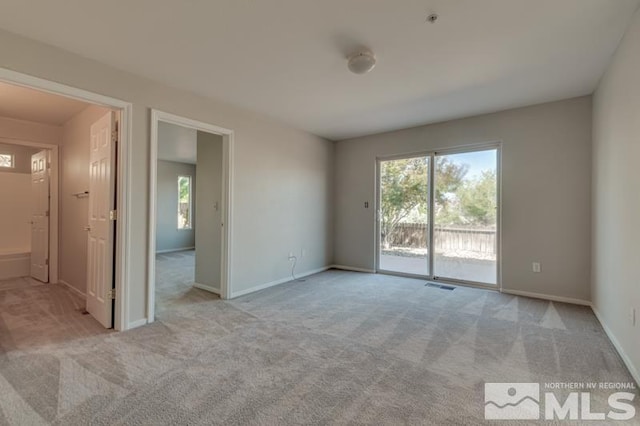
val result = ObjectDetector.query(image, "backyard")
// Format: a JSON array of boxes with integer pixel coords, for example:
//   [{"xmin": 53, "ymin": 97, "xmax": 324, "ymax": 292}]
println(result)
[
  {"xmin": 379, "ymin": 150, "xmax": 498, "ymax": 284},
  {"xmin": 380, "ymin": 225, "xmax": 497, "ymax": 283}
]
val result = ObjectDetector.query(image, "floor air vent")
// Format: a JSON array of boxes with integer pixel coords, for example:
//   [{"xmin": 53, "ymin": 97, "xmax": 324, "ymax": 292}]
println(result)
[{"xmin": 425, "ymin": 282, "xmax": 455, "ymax": 290}]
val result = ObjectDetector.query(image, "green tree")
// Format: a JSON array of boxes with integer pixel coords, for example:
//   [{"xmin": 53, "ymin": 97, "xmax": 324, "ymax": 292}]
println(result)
[
  {"xmin": 434, "ymin": 157, "xmax": 468, "ymax": 225},
  {"xmin": 380, "ymin": 158, "xmax": 427, "ymax": 248},
  {"xmin": 179, "ymin": 176, "xmax": 190, "ymax": 203},
  {"xmin": 458, "ymin": 170, "xmax": 497, "ymax": 226},
  {"xmin": 381, "ymin": 157, "xmax": 468, "ymax": 247}
]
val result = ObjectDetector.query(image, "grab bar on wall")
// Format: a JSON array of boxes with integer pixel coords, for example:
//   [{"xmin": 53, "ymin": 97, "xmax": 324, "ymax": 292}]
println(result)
[{"xmin": 72, "ymin": 191, "xmax": 89, "ymax": 198}]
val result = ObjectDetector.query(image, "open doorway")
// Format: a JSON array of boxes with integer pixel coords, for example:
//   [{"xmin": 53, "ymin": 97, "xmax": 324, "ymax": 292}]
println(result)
[
  {"xmin": 377, "ymin": 144, "xmax": 501, "ymax": 288},
  {"xmin": 0, "ymin": 70, "xmax": 132, "ymax": 340},
  {"xmin": 153, "ymin": 121, "xmax": 213, "ymax": 316},
  {"xmin": 0, "ymin": 141, "xmax": 57, "ymax": 285},
  {"xmin": 148, "ymin": 110, "xmax": 233, "ymax": 323}
]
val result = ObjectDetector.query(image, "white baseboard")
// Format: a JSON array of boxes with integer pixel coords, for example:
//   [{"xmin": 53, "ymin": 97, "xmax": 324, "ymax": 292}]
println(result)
[
  {"xmin": 591, "ymin": 306, "xmax": 640, "ymax": 386},
  {"xmin": 230, "ymin": 266, "xmax": 331, "ymax": 299},
  {"xmin": 194, "ymin": 282, "xmax": 220, "ymax": 295},
  {"xmin": 58, "ymin": 279, "xmax": 86, "ymax": 299},
  {"xmin": 155, "ymin": 247, "xmax": 195, "ymax": 254},
  {"xmin": 501, "ymin": 288, "xmax": 591, "ymax": 306},
  {"xmin": 0, "ymin": 254, "xmax": 30, "ymax": 281},
  {"xmin": 127, "ymin": 318, "xmax": 148, "ymax": 330},
  {"xmin": 330, "ymin": 264, "xmax": 376, "ymax": 274},
  {"xmin": 502, "ymin": 288, "xmax": 640, "ymax": 386}
]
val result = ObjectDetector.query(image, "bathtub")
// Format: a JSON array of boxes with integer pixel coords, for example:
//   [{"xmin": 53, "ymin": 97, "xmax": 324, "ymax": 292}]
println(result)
[{"xmin": 0, "ymin": 250, "xmax": 30, "ymax": 280}]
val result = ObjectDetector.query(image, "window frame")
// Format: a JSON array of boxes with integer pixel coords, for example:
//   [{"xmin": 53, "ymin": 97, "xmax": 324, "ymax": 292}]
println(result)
[
  {"xmin": 0, "ymin": 153, "xmax": 15, "ymax": 169},
  {"xmin": 177, "ymin": 175, "xmax": 193, "ymax": 230}
]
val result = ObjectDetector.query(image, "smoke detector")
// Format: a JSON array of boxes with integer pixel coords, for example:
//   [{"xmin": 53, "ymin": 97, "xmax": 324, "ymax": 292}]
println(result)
[{"xmin": 347, "ymin": 50, "xmax": 377, "ymax": 75}]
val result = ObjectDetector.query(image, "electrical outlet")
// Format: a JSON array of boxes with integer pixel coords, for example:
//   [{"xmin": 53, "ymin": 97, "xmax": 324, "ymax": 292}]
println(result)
[{"xmin": 532, "ymin": 262, "xmax": 541, "ymax": 273}]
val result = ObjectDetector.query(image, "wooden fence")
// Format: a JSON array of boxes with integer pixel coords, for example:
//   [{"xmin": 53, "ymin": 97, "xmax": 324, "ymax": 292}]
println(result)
[{"xmin": 384, "ymin": 223, "xmax": 496, "ymax": 254}]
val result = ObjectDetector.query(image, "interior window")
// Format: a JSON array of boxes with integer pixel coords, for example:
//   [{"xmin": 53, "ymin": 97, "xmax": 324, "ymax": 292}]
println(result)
[
  {"xmin": 0, "ymin": 153, "xmax": 14, "ymax": 168},
  {"xmin": 177, "ymin": 175, "xmax": 192, "ymax": 229}
]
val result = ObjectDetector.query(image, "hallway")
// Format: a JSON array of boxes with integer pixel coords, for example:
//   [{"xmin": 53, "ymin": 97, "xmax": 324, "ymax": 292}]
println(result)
[{"xmin": 0, "ymin": 278, "xmax": 108, "ymax": 353}]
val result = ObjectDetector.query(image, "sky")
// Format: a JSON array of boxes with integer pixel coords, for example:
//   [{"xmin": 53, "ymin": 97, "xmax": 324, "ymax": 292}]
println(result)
[
  {"xmin": 445, "ymin": 149, "xmax": 497, "ymax": 180},
  {"xmin": 380, "ymin": 148, "xmax": 497, "ymax": 181}
]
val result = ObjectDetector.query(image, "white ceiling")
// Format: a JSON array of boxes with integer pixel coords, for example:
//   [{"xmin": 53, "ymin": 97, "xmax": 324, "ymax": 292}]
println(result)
[
  {"xmin": 158, "ymin": 121, "xmax": 197, "ymax": 164},
  {"xmin": 0, "ymin": 81, "xmax": 89, "ymax": 125},
  {"xmin": 0, "ymin": 0, "xmax": 638, "ymax": 140}
]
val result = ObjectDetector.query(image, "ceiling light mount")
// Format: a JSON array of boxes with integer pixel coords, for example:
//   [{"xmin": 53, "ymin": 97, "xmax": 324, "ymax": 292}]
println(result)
[
  {"xmin": 426, "ymin": 13, "xmax": 439, "ymax": 24},
  {"xmin": 347, "ymin": 50, "xmax": 377, "ymax": 75}
]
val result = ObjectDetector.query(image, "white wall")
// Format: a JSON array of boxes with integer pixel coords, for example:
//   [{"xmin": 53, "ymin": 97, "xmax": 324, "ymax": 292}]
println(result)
[
  {"xmin": 0, "ymin": 141, "xmax": 32, "ymax": 278},
  {"xmin": 157, "ymin": 121, "xmax": 197, "ymax": 164},
  {"xmin": 0, "ymin": 142, "xmax": 40, "ymax": 174},
  {"xmin": 195, "ymin": 131, "xmax": 222, "ymax": 290},
  {"xmin": 156, "ymin": 160, "xmax": 196, "ymax": 252},
  {"xmin": 0, "ymin": 28, "xmax": 334, "ymax": 325},
  {"xmin": 0, "ymin": 124, "xmax": 49, "ymax": 255},
  {"xmin": 0, "ymin": 172, "xmax": 32, "ymax": 253},
  {"xmin": 592, "ymin": 8, "xmax": 640, "ymax": 383},
  {"xmin": 59, "ymin": 104, "xmax": 112, "ymax": 295},
  {"xmin": 0, "ymin": 142, "xmax": 39, "ymax": 253},
  {"xmin": 0, "ymin": 115, "xmax": 62, "ymax": 145},
  {"xmin": 334, "ymin": 96, "xmax": 592, "ymax": 302}
]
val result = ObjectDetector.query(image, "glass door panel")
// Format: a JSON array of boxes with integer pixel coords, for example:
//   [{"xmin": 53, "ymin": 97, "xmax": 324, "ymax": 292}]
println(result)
[
  {"xmin": 433, "ymin": 149, "xmax": 498, "ymax": 284},
  {"xmin": 379, "ymin": 156, "xmax": 430, "ymax": 275}
]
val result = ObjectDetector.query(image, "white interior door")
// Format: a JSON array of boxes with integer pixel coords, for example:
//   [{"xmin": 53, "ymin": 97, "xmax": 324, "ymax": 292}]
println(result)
[
  {"xmin": 30, "ymin": 150, "xmax": 49, "ymax": 282},
  {"xmin": 86, "ymin": 111, "xmax": 116, "ymax": 328}
]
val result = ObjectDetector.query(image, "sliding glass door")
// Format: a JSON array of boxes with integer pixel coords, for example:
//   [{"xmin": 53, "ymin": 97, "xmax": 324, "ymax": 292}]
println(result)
[
  {"xmin": 433, "ymin": 149, "xmax": 498, "ymax": 284},
  {"xmin": 377, "ymin": 146, "xmax": 499, "ymax": 286},
  {"xmin": 378, "ymin": 156, "xmax": 430, "ymax": 276}
]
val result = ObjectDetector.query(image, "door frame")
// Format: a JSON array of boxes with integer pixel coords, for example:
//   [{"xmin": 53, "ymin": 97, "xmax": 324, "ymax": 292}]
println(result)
[
  {"xmin": 0, "ymin": 138, "xmax": 59, "ymax": 284},
  {"xmin": 0, "ymin": 67, "xmax": 134, "ymax": 331},
  {"xmin": 375, "ymin": 141, "xmax": 502, "ymax": 291},
  {"xmin": 147, "ymin": 109, "xmax": 234, "ymax": 323}
]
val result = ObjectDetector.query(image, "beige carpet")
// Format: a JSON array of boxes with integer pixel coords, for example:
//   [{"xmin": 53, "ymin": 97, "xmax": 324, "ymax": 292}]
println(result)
[
  {"xmin": 0, "ymin": 277, "xmax": 110, "ymax": 353},
  {"xmin": 154, "ymin": 250, "xmax": 217, "ymax": 318},
  {"xmin": 0, "ymin": 269, "xmax": 638, "ymax": 424}
]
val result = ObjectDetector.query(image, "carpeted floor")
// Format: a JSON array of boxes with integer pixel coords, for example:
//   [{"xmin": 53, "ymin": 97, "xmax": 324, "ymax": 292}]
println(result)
[
  {"xmin": 154, "ymin": 250, "xmax": 217, "ymax": 318},
  {"xmin": 0, "ymin": 277, "xmax": 110, "ymax": 353},
  {"xmin": 0, "ymin": 268, "xmax": 638, "ymax": 424}
]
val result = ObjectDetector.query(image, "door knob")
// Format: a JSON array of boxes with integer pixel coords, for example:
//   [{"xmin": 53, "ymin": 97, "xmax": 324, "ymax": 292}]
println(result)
[{"xmin": 84, "ymin": 226, "xmax": 91, "ymax": 231}]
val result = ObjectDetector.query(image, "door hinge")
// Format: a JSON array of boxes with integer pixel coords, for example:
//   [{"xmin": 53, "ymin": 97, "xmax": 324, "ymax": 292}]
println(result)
[
  {"xmin": 108, "ymin": 288, "xmax": 116, "ymax": 300},
  {"xmin": 45, "ymin": 210, "xmax": 50, "ymax": 217},
  {"xmin": 109, "ymin": 210, "xmax": 117, "ymax": 220},
  {"xmin": 111, "ymin": 130, "xmax": 118, "ymax": 143},
  {"xmin": 45, "ymin": 259, "xmax": 49, "ymax": 265}
]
